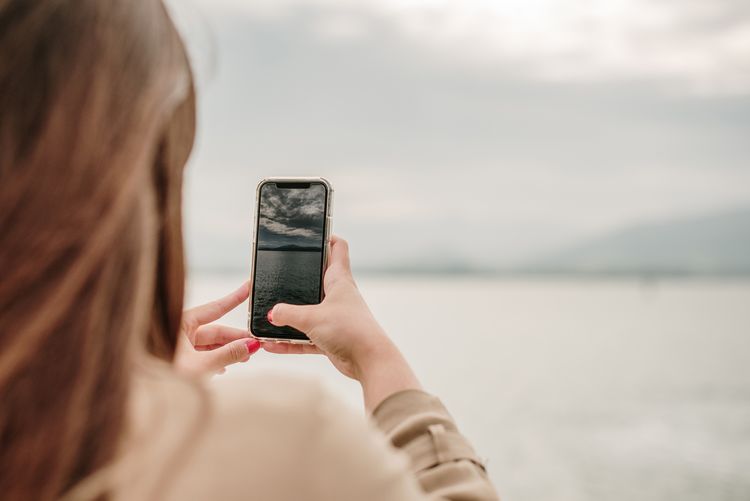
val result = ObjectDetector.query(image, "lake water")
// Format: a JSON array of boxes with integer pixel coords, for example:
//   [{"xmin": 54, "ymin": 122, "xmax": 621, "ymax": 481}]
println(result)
[
  {"xmin": 251, "ymin": 250, "xmax": 322, "ymax": 338},
  {"xmin": 187, "ymin": 274, "xmax": 750, "ymax": 501}
]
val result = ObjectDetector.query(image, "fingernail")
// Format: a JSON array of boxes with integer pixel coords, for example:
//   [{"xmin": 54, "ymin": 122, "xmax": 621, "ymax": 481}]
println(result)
[
  {"xmin": 246, "ymin": 339, "xmax": 261, "ymax": 355},
  {"xmin": 267, "ymin": 308, "xmax": 274, "ymax": 324}
]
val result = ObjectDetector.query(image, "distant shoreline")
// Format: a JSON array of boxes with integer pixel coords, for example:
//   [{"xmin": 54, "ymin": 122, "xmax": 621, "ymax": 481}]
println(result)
[
  {"xmin": 190, "ymin": 265, "xmax": 750, "ymax": 280},
  {"xmin": 257, "ymin": 246, "xmax": 321, "ymax": 252}
]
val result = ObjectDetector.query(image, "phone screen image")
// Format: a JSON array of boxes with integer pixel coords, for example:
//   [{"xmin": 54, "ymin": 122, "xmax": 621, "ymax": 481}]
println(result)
[{"xmin": 251, "ymin": 181, "xmax": 328, "ymax": 340}]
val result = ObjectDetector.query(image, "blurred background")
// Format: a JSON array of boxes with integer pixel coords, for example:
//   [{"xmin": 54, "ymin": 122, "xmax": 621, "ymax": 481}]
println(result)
[{"xmin": 168, "ymin": 1, "xmax": 750, "ymax": 500}]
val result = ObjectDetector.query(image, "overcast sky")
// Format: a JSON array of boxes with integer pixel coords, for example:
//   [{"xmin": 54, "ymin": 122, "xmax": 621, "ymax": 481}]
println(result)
[{"xmin": 168, "ymin": 0, "xmax": 750, "ymax": 271}]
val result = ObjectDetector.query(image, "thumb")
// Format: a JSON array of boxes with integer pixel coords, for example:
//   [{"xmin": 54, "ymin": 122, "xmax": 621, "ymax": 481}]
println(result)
[
  {"xmin": 203, "ymin": 338, "xmax": 261, "ymax": 373},
  {"xmin": 327, "ymin": 236, "xmax": 351, "ymax": 274},
  {"xmin": 269, "ymin": 303, "xmax": 318, "ymax": 334}
]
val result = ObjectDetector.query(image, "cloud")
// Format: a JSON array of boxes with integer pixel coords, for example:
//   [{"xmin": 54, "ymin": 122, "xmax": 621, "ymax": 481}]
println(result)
[
  {"xmin": 259, "ymin": 218, "xmax": 318, "ymax": 239},
  {"xmin": 191, "ymin": 0, "xmax": 750, "ymax": 96},
  {"xmin": 256, "ymin": 184, "xmax": 326, "ymax": 247},
  {"xmin": 175, "ymin": 0, "xmax": 750, "ymax": 271}
]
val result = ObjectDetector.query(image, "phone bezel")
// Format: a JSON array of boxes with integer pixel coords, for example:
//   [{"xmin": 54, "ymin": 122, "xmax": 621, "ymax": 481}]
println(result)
[{"xmin": 247, "ymin": 177, "xmax": 333, "ymax": 344}]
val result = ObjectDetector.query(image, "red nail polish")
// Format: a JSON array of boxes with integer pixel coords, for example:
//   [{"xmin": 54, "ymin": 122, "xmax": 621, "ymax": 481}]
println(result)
[
  {"xmin": 267, "ymin": 309, "xmax": 274, "ymax": 323},
  {"xmin": 246, "ymin": 339, "xmax": 261, "ymax": 355}
]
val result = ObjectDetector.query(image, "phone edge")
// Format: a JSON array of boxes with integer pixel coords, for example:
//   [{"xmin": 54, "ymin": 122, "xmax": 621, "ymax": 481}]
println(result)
[{"xmin": 246, "ymin": 177, "xmax": 333, "ymax": 345}]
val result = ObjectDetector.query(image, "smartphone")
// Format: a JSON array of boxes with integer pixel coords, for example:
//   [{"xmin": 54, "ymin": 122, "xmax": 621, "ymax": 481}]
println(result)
[{"xmin": 248, "ymin": 178, "xmax": 333, "ymax": 343}]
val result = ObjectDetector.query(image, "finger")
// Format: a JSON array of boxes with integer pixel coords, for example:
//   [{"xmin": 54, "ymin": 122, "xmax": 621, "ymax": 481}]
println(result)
[
  {"xmin": 328, "ymin": 235, "xmax": 351, "ymax": 272},
  {"xmin": 184, "ymin": 281, "xmax": 250, "ymax": 328},
  {"xmin": 266, "ymin": 343, "xmax": 322, "ymax": 355},
  {"xmin": 262, "ymin": 342, "xmax": 322, "ymax": 355},
  {"xmin": 268, "ymin": 303, "xmax": 319, "ymax": 333},
  {"xmin": 195, "ymin": 343, "xmax": 223, "ymax": 351},
  {"xmin": 202, "ymin": 338, "xmax": 261, "ymax": 372},
  {"xmin": 193, "ymin": 324, "xmax": 250, "ymax": 347}
]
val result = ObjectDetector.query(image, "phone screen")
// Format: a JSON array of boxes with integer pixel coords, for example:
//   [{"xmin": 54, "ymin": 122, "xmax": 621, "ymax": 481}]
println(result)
[{"xmin": 250, "ymin": 181, "xmax": 328, "ymax": 340}]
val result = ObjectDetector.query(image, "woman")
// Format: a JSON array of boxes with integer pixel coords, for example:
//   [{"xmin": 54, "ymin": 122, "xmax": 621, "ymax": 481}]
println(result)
[{"xmin": 0, "ymin": 1, "xmax": 498, "ymax": 500}]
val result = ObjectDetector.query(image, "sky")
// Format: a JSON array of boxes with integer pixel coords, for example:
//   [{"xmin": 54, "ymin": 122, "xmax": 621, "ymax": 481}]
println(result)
[
  {"xmin": 257, "ymin": 183, "xmax": 326, "ymax": 248},
  {"xmin": 167, "ymin": 0, "xmax": 750, "ymax": 271}
]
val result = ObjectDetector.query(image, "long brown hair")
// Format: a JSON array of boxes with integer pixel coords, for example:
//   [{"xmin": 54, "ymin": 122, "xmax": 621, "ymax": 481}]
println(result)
[{"xmin": 0, "ymin": 1, "xmax": 196, "ymax": 499}]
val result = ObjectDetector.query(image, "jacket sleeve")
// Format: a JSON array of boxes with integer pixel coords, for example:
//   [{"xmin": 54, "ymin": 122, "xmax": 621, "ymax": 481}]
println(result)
[
  {"xmin": 305, "ymin": 385, "xmax": 498, "ymax": 501},
  {"xmin": 371, "ymin": 389, "xmax": 499, "ymax": 501}
]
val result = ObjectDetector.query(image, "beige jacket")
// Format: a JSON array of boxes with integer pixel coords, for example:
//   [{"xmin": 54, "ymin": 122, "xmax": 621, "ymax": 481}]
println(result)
[{"xmin": 98, "ymin": 360, "xmax": 498, "ymax": 500}]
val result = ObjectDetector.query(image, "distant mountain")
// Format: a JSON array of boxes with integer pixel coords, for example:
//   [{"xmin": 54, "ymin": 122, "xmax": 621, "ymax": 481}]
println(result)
[
  {"xmin": 257, "ymin": 244, "xmax": 321, "ymax": 252},
  {"xmin": 526, "ymin": 206, "xmax": 750, "ymax": 275}
]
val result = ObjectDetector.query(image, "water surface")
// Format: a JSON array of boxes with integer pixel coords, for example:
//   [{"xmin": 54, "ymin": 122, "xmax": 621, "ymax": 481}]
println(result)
[
  {"xmin": 251, "ymin": 250, "xmax": 322, "ymax": 338},
  {"xmin": 189, "ymin": 275, "xmax": 750, "ymax": 501}
]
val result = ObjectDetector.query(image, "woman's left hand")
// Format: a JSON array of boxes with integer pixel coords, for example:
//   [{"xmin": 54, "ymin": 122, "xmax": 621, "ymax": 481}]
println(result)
[{"xmin": 174, "ymin": 281, "xmax": 261, "ymax": 376}]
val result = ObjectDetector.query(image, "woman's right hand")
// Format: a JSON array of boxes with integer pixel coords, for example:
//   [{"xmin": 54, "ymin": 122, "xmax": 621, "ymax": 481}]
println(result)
[{"xmin": 262, "ymin": 236, "xmax": 422, "ymax": 412}]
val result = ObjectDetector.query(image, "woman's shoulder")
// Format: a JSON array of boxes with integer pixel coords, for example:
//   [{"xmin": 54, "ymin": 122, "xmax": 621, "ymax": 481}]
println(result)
[
  {"xmin": 121, "ymin": 361, "xmax": 423, "ymax": 501},
  {"xmin": 132, "ymin": 359, "xmax": 334, "ymax": 426},
  {"xmin": 207, "ymin": 369, "xmax": 334, "ymax": 424},
  {"xmin": 137, "ymin": 367, "xmax": 352, "ymax": 500}
]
